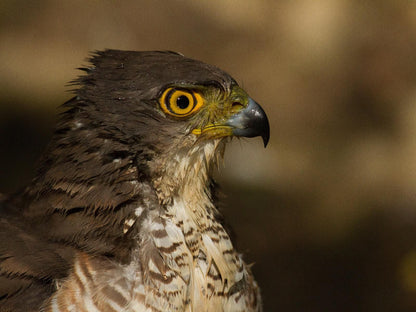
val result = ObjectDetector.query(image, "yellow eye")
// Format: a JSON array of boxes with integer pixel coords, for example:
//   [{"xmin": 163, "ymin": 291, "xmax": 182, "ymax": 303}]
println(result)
[{"xmin": 159, "ymin": 88, "xmax": 203, "ymax": 117}]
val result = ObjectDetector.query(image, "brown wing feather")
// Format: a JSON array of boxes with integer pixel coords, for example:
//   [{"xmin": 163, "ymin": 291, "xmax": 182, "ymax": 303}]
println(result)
[{"xmin": 0, "ymin": 199, "xmax": 75, "ymax": 312}]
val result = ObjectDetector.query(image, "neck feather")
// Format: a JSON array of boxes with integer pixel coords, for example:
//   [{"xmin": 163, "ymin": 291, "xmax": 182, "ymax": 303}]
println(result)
[{"xmin": 152, "ymin": 138, "xmax": 225, "ymax": 207}]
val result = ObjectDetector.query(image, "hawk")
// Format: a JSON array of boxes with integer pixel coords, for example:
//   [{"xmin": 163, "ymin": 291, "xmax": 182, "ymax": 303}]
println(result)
[{"xmin": 0, "ymin": 50, "xmax": 269, "ymax": 312}]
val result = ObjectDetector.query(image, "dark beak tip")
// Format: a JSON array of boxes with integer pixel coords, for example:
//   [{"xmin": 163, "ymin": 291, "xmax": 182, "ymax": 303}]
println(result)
[
  {"xmin": 260, "ymin": 104, "xmax": 270, "ymax": 148},
  {"xmin": 262, "ymin": 133, "xmax": 269, "ymax": 148},
  {"xmin": 262, "ymin": 120, "xmax": 270, "ymax": 148}
]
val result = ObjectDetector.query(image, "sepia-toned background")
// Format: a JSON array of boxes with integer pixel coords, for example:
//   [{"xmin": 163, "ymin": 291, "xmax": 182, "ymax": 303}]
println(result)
[{"xmin": 1, "ymin": 1, "xmax": 416, "ymax": 311}]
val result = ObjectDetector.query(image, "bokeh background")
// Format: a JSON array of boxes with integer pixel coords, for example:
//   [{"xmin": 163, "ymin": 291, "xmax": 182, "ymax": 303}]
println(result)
[{"xmin": 1, "ymin": 1, "xmax": 416, "ymax": 311}]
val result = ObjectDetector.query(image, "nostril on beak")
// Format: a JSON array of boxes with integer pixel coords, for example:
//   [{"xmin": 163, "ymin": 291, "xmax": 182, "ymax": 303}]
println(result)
[{"xmin": 231, "ymin": 102, "xmax": 244, "ymax": 114}]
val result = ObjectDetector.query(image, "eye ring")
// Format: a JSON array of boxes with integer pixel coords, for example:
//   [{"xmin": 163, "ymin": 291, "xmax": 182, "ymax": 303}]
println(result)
[{"xmin": 159, "ymin": 88, "xmax": 203, "ymax": 117}]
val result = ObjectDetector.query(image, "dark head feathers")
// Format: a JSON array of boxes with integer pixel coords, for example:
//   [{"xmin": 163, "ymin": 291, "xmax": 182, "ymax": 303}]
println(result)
[{"xmin": 77, "ymin": 50, "xmax": 236, "ymax": 98}]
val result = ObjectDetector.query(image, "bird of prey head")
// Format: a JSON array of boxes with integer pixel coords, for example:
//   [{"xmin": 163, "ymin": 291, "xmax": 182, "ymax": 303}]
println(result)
[
  {"xmin": 48, "ymin": 50, "xmax": 269, "ymax": 205},
  {"xmin": 78, "ymin": 50, "xmax": 269, "ymax": 146}
]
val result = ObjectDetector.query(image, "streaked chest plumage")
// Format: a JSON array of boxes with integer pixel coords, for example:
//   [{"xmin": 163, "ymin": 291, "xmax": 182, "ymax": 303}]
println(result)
[
  {"xmin": 46, "ymin": 197, "xmax": 260, "ymax": 312},
  {"xmin": 44, "ymin": 140, "xmax": 261, "ymax": 312}
]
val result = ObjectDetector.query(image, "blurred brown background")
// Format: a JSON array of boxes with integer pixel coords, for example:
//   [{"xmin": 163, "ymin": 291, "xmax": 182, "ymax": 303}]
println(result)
[{"xmin": 1, "ymin": 1, "xmax": 416, "ymax": 311}]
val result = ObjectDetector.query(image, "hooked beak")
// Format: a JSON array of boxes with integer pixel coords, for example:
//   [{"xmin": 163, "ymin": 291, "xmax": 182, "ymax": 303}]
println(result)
[
  {"xmin": 192, "ymin": 98, "xmax": 270, "ymax": 147},
  {"xmin": 225, "ymin": 98, "xmax": 270, "ymax": 147}
]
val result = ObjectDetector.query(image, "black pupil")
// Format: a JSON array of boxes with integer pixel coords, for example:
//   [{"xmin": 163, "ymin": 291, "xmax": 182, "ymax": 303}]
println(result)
[{"xmin": 176, "ymin": 95, "xmax": 190, "ymax": 109}]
